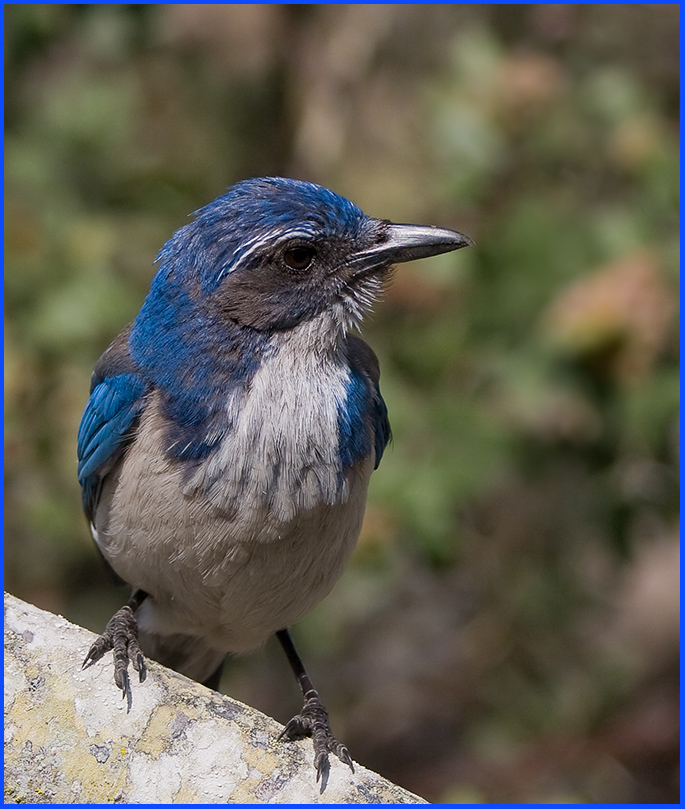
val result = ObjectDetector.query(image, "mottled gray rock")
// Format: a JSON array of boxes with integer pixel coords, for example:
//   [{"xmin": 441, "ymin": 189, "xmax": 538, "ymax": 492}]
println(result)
[{"xmin": 4, "ymin": 593, "xmax": 426, "ymax": 804}]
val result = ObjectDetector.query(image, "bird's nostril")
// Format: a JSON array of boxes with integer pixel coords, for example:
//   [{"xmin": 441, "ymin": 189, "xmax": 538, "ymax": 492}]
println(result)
[{"xmin": 374, "ymin": 222, "xmax": 392, "ymax": 244}]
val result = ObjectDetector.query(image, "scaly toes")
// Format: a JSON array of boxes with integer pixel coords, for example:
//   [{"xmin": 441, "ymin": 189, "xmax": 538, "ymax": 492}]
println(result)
[
  {"xmin": 278, "ymin": 714, "xmax": 309, "ymax": 742},
  {"xmin": 82, "ymin": 633, "xmax": 113, "ymax": 669},
  {"xmin": 279, "ymin": 691, "xmax": 354, "ymax": 786},
  {"xmin": 83, "ymin": 605, "xmax": 147, "ymax": 698}
]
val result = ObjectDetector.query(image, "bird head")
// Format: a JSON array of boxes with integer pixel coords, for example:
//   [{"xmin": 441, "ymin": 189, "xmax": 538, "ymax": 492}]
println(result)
[{"xmin": 153, "ymin": 177, "xmax": 472, "ymax": 334}]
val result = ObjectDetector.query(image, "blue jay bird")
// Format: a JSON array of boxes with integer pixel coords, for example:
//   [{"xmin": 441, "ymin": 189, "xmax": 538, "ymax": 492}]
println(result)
[{"xmin": 78, "ymin": 177, "xmax": 471, "ymax": 784}]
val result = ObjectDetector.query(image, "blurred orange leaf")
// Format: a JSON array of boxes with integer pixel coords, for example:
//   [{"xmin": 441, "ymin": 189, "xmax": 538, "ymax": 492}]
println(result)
[{"xmin": 542, "ymin": 251, "xmax": 675, "ymax": 383}]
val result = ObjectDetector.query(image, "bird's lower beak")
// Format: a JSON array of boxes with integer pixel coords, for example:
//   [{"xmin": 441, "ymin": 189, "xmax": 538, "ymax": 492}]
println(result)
[{"xmin": 352, "ymin": 222, "xmax": 474, "ymax": 269}]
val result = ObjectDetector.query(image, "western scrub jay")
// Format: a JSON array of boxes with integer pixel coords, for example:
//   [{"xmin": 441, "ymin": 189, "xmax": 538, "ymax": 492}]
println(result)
[{"xmin": 78, "ymin": 176, "xmax": 471, "ymax": 784}]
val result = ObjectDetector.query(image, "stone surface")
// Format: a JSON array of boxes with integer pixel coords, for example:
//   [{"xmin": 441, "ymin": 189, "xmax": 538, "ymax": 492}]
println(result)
[{"xmin": 4, "ymin": 593, "xmax": 426, "ymax": 804}]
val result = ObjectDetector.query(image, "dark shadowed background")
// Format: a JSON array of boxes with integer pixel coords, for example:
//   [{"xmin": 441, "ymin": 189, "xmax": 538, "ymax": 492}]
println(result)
[{"xmin": 5, "ymin": 4, "xmax": 679, "ymax": 803}]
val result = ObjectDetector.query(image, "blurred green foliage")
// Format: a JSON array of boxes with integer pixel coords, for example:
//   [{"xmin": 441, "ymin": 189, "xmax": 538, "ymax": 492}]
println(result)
[{"xmin": 4, "ymin": 5, "xmax": 679, "ymax": 803}]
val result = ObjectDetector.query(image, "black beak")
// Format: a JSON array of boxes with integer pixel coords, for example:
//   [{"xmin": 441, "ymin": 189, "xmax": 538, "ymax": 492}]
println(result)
[{"xmin": 352, "ymin": 222, "xmax": 474, "ymax": 268}]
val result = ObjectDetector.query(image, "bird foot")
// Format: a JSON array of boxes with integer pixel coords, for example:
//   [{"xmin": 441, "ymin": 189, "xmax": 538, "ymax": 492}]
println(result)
[
  {"xmin": 279, "ymin": 689, "xmax": 353, "ymax": 790},
  {"xmin": 82, "ymin": 605, "xmax": 146, "ymax": 702}
]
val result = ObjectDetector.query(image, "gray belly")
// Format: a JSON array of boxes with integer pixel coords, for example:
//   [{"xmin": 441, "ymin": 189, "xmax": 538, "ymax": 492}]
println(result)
[{"xmin": 92, "ymin": 409, "xmax": 374, "ymax": 653}]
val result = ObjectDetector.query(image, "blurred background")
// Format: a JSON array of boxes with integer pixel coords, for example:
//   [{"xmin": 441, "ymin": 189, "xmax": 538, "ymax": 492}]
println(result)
[{"xmin": 4, "ymin": 4, "xmax": 679, "ymax": 803}]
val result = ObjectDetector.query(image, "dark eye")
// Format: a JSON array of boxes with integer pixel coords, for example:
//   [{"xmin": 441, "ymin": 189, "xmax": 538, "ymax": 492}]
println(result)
[{"xmin": 282, "ymin": 246, "xmax": 315, "ymax": 271}]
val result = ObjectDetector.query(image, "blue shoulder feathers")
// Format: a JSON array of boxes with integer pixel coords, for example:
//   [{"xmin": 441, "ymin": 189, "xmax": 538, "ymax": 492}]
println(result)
[
  {"xmin": 77, "ymin": 327, "xmax": 148, "ymax": 520},
  {"xmin": 340, "ymin": 336, "xmax": 391, "ymax": 471}
]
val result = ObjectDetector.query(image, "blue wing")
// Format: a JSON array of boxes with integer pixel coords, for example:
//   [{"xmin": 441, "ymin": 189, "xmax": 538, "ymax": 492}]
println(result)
[
  {"xmin": 77, "ymin": 330, "xmax": 148, "ymax": 520},
  {"xmin": 342, "ymin": 335, "xmax": 392, "ymax": 471},
  {"xmin": 370, "ymin": 379, "xmax": 391, "ymax": 469}
]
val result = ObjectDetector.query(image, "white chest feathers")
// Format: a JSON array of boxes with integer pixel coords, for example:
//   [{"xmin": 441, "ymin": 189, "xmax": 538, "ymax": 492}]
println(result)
[{"xmin": 188, "ymin": 316, "xmax": 355, "ymax": 523}]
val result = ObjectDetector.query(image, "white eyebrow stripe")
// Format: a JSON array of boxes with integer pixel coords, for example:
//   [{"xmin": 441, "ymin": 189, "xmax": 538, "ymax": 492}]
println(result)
[{"xmin": 222, "ymin": 228, "xmax": 318, "ymax": 276}]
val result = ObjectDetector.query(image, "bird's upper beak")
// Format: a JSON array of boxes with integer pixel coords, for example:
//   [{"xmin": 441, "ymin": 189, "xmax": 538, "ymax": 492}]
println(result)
[{"xmin": 351, "ymin": 222, "xmax": 474, "ymax": 269}]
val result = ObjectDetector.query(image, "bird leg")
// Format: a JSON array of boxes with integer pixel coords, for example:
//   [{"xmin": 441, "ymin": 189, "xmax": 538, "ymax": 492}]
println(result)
[
  {"xmin": 83, "ymin": 589, "xmax": 148, "ymax": 704},
  {"xmin": 276, "ymin": 628, "xmax": 353, "ymax": 790}
]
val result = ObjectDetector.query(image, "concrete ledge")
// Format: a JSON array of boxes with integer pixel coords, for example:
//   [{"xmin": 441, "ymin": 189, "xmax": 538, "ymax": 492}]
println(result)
[{"xmin": 4, "ymin": 592, "xmax": 426, "ymax": 804}]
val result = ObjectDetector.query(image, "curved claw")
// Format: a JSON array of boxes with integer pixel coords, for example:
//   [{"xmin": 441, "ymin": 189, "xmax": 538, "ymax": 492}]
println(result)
[
  {"xmin": 315, "ymin": 750, "xmax": 330, "ymax": 789},
  {"xmin": 133, "ymin": 653, "xmax": 147, "ymax": 683},
  {"xmin": 115, "ymin": 667, "xmax": 131, "ymax": 700},
  {"xmin": 337, "ymin": 744, "xmax": 354, "ymax": 772}
]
